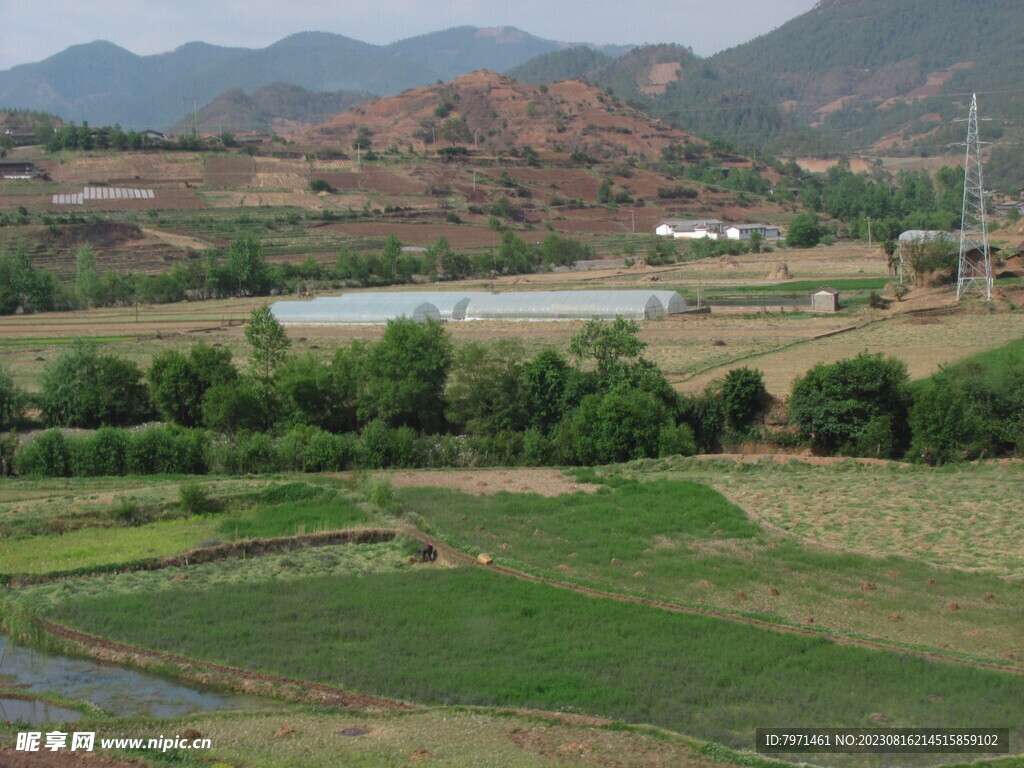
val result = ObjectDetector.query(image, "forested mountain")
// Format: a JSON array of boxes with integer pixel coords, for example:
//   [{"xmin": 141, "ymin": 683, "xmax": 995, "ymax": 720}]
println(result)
[
  {"xmin": 707, "ymin": 0, "xmax": 1024, "ymax": 154},
  {"xmin": 166, "ymin": 83, "xmax": 373, "ymax": 136},
  {"xmin": 501, "ymin": 0, "xmax": 1023, "ymax": 158},
  {"xmin": 504, "ymin": 47, "xmax": 613, "ymax": 84}
]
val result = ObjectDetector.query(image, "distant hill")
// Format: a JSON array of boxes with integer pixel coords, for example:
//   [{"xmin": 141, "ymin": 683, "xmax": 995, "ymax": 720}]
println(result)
[
  {"xmin": 384, "ymin": 27, "xmax": 626, "ymax": 83},
  {"xmin": 577, "ymin": 45, "xmax": 832, "ymax": 157},
  {"xmin": 167, "ymin": 83, "xmax": 374, "ymax": 136},
  {"xmin": 0, "ymin": 28, "xmax": 634, "ymax": 132},
  {"xmin": 294, "ymin": 69, "xmax": 705, "ymax": 160},
  {"xmin": 505, "ymin": 47, "xmax": 613, "ymax": 85}
]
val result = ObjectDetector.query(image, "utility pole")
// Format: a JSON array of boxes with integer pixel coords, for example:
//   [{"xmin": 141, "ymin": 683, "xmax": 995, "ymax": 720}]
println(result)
[
  {"xmin": 865, "ymin": 216, "xmax": 872, "ymax": 247},
  {"xmin": 955, "ymin": 93, "xmax": 993, "ymax": 301}
]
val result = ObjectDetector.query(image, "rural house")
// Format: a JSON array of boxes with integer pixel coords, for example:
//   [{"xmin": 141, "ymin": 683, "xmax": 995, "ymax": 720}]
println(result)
[
  {"xmin": 655, "ymin": 219, "xmax": 724, "ymax": 239},
  {"xmin": 724, "ymin": 223, "xmax": 781, "ymax": 241}
]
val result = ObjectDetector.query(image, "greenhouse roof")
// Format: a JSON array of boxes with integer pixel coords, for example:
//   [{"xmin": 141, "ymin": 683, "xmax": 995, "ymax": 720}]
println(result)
[
  {"xmin": 463, "ymin": 290, "xmax": 672, "ymax": 321},
  {"xmin": 271, "ymin": 290, "xmax": 687, "ymax": 324},
  {"xmin": 271, "ymin": 294, "xmax": 441, "ymax": 324}
]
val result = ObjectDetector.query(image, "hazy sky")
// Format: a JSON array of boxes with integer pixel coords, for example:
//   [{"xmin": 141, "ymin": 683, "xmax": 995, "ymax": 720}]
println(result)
[{"xmin": 4, "ymin": 0, "xmax": 813, "ymax": 71}]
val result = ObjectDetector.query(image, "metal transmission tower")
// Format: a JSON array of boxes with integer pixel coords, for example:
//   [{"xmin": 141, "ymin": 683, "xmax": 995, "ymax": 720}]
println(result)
[{"xmin": 956, "ymin": 93, "xmax": 992, "ymax": 301}]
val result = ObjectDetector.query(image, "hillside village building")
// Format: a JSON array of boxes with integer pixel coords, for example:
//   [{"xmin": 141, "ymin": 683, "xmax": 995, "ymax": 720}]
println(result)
[
  {"xmin": 656, "ymin": 219, "xmax": 780, "ymax": 241},
  {"xmin": 655, "ymin": 219, "xmax": 724, "ymax": 239},
  {"xmin": 725, "ymin": 223, "xmax": 780, "ymax": 240}
]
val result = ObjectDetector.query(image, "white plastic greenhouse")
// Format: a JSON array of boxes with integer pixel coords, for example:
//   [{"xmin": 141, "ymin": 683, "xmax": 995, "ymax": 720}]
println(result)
[
  {"xmin": 270, "ymin": 290, "xmax": 687, "ymax": 324},
  {"xmin": 271, "ymin": 294, "xmax": 442, "ymax": 324},
  {"xmin": 462, "ymin": 291, "xmax": 675, "ymax": 321}
]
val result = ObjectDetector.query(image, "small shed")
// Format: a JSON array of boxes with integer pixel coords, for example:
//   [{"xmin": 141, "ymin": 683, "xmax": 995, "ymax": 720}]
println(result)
[{"xmin": 811, "ymin": 287, "xmax": 839, "ymax": 312}]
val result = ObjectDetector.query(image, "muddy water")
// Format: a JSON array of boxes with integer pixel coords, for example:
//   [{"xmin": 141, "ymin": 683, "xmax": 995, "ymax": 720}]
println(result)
[
  {"xmin": 0, "ymin": 696, "xmax": 82, "ymax": 724},
  {"xmin": 0, "ymin": 636, "xmax": 271, "ymax": 722}
]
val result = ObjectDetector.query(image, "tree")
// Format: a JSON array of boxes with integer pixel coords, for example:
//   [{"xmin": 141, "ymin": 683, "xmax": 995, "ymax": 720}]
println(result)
[
  {"xmin": 570, "ymin": 317, "xmax": 646, "ymax": 380},
  {"xmin": 445, "ymin": 340, "xmax": 526, "ymax": 435},
  {"xmin": 358, "ymin": 318, "xmax": 453, "ymax": 432},
  {"xmin": 521, "ymin": 349, "xmax": 577, "ymax": 433},
  {"xmin": 274, "ymin": 354, "xmax": 357, "ymax": 432},
  {"xmin": 40, "ymin": 341, "xmax": 151, "ymax": 428},
  {"xmin": 785, "ymin": 213, "xmax": 823, "ymax": 249},
  {"xmin": 245, "ymin": 305, "xmax": 291, "ymax": 380},
  {"xmin": 0, "ymin": 364, "xmax": 26, "ymax": 430},
  {"xmin": 226, "ymin": 236, "xmax": 267, "ymax": 295},
  {"xmin": 0, "ymin": 249, "xmax": 58, "ymax": 314},
  {"xmin": 571, "ymin": 389, "xmax": 667, "ymax": 465},
  {"xmin": 148, "ymin": 342, "xmax": 237, "ymax": 427},
  {"xmin": 75, "ymin": 245, "xmax": 101, "ymax": 308},
  {"xmin": 788, "ymin": 352, "xmax": 911, "ymax": 456},
  {"xmin": 541, "ymin": 233, "xmax": 592, "ymax": 269}
]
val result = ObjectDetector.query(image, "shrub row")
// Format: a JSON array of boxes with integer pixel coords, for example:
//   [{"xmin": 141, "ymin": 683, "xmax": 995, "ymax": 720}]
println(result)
[{"xmin": 12, "ymin": 420, "xmax": 699, "ymax": 478}]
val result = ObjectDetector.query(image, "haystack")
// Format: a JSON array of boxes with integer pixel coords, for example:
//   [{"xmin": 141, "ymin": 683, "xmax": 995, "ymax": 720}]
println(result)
[
  {"xmin": 767, "ymin": 262, "xmax": 792, "ymax": 280},
  {"xmin": 630, "ymin": 259, "xmax": 648, "ymax": 270}
]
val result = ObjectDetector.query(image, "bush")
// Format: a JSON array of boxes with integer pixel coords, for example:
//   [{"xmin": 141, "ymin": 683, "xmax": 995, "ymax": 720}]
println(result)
[
  {"xmin": 233, "ymin": 432, "xmax": 280, "ymax": 474},
  {"xmin": 658, "ymin": 423, "xmax": 697, "ymax": 457},
  {"xmin": 68, "ymin": 427, "xmax": 129, "ymax": 476},
  {"xmin": 719, "ymin": 368, "xmax": 768, "ymax": 430},
  {"xmin": 788, "ymin": 352, "xmax": 911, "ymax": 456},
  {"xmin": 909, "ymin": 379, "xmax": 994, "ymax": 465},
  {"xmin": 304, "ymin": 429, "xmax": 359, "ymax": 472},
  {"xmin": 571, "ymin": 390, "xmax": 667, "ymax": 465},
  {"xmin": 126, "ymin": 426, "xmax": 210, "ymax": 475},
  {"xmin": 179, "ymin": 480, "xmax": 215, "ymax": 515},
  {"xmin": 111, "ymin": 495, "xmax": 149, "ymax": 526},
  {"xmin": 522, "ymin": 427, "xmax": 555, "ymax": 466},
  {"xmin": 14, "ymin": 429, "xmax": 72, "ymax": 476}
]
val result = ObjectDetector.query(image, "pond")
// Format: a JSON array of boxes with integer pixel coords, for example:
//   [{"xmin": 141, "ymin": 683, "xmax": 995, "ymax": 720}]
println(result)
[{"xmin": 0, "ymin": 635, "xmax": 273, "ymax": 723}]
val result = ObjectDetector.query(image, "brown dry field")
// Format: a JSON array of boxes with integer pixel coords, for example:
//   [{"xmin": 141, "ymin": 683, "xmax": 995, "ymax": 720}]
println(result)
[{"xmin": 382, "ymin": 468, "xmax": 600, "ymax": 497}]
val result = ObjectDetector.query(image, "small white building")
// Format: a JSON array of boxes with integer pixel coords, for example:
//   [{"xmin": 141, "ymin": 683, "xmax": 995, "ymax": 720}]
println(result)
[
  {"xmin": 811, "ymin": 287, "xmax": 839, "ymax": 312},
  {"xmin": 655, "ymin": 219, "xmax": 723, "ymax": 240},
  {"xmin": 725, "ymin": 223, "xmax": 781, "ymax": 241}
]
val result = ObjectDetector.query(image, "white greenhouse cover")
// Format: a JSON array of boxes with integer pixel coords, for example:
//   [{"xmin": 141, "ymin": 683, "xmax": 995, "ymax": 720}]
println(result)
[
  {"xmin": 271, "ymin": 290, "xmax": 688, "ymax": 324},
  {"xmin": 271, "ymin": 295, "xmax": 441, "ymax": 324},
  {"xmin": 463, "ymin": 290, "xmax": 668, "ymax": 321}
]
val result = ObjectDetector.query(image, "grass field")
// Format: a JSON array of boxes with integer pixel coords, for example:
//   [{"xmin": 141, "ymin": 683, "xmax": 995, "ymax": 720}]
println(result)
[
  {"xmin": 0, "ymin": 479, "xmax": 371, "ymax": 574},
  {"xmin": 393, "ymin": 477, "xmax": 1023, "ymax": 666},
  {"xmin": 41, "ymin": 564, "xmax": 1024, "ymax": 765}
]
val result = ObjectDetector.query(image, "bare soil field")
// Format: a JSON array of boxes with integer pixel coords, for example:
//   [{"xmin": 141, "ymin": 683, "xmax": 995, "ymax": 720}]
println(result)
[
  {"xmin": 382, "ymin": 468, "xmax": 600, "ymax": 497},
  {"xmin": 45, "ymin": 152, "xmax": 204, "ymax": 185}
]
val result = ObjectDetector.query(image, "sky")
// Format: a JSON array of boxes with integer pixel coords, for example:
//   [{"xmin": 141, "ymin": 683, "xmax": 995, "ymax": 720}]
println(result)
[{"xmin": 3, "ymin": 0, "xmax": 813, "ymax": 71}]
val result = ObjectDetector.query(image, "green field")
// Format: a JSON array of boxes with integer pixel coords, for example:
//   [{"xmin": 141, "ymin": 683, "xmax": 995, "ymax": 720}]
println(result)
[{"xmin": 41, "ymin": 563, "xmax": 1024, "ymax": 763}]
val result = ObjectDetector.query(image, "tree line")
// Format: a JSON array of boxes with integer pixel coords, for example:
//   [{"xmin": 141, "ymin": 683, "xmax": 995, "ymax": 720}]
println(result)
[{"xmin": 3, "ymin": 312, "xmax": 1021, "ymax": 477}]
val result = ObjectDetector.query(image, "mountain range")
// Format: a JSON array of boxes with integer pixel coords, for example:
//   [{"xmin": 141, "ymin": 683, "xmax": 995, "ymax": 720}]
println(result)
[
  {"xmin": 0, "ymin": 28, "xmax": 629, "ymax": 131},
  {"xmin": 2, "ymin": 0, "xmax": 1022, "ymax": 159}
]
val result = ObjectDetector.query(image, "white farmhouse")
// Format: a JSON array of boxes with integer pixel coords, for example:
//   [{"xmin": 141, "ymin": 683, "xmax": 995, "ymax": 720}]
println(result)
[
  {"xmin": 654, "ymin": 219, "xmax": 724, "ymax": 239},
  {"xmin": 725, "ymin": 223, "xmax": 781, "ymax": 241}
]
